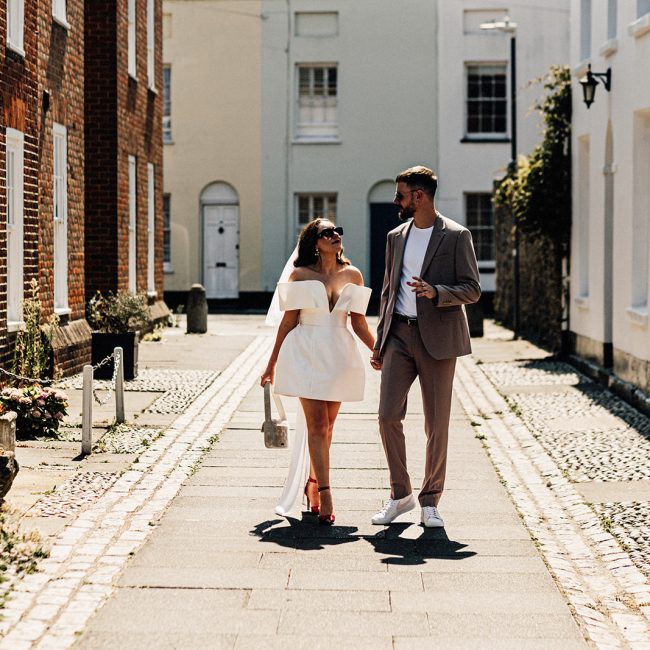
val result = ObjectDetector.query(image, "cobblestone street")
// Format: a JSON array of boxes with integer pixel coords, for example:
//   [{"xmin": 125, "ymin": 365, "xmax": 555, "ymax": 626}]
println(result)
[{"xmin": 0, "ymin": 317, "xmax": 649, "ymax": 648}]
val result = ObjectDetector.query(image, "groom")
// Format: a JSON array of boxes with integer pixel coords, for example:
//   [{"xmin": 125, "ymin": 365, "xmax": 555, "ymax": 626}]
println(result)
[{"xmin": 370, "ymin": 166, "xmax": 480, "ymax": 527}]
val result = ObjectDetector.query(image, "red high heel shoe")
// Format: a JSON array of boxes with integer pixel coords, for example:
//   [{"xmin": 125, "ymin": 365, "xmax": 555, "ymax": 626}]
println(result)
[
  {"xmin": 304, "ymin": 477, "xmax": 320, "ymax": 514},
  {"xmin": 317, "ymin": 486, "xmax": 335, "ymax": 526}
]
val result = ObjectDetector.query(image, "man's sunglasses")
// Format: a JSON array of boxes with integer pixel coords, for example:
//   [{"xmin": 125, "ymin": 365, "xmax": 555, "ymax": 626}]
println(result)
[{"xmin": 317, "ymin": 226, "xmax": 344, "ymax": 239}]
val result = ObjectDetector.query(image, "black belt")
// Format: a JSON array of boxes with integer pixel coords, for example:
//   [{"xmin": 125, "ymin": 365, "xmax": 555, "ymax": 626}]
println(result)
[{"xmin": 393, "ymin": 313, "xmax": 418, "ymax": 326}]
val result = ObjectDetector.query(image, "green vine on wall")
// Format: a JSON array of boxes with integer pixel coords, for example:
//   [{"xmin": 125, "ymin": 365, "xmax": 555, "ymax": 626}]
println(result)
[{"xmin": 494, "ymin": 65, "xmax": 572, "ymax": 254}]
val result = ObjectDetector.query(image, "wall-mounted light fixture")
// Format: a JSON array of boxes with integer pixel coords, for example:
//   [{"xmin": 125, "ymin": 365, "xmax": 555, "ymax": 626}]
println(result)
[{"xmin": 579, "ymin": 65, "xmax": 612, "ymax": 108}]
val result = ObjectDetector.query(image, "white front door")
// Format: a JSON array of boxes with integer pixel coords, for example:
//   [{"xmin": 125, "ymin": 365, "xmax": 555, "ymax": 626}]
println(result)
[{"xmin": 203, "ymin": 204, "xmax": 239, "ymax": 298}]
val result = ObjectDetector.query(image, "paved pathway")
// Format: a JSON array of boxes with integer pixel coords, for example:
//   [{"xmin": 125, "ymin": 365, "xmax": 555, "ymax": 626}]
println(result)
[{"xmin": 75, "ymin": 328, "xmax": 585, "ymax": 649}]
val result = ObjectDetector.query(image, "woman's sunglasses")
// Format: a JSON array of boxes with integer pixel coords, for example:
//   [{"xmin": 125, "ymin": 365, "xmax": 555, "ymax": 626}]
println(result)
[{"xmin": 317, "ymin": 226, "xmax": 344, "ymax": 240}]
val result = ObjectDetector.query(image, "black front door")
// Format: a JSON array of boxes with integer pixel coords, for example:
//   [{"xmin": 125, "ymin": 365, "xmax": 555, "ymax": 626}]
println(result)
[{"xmin": 369, "ymin": 202, "xmax": 400, "ymax": 313}]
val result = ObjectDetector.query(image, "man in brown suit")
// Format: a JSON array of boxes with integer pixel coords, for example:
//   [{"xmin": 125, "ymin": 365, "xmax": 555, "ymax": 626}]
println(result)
[{"xmin": 370, "ymin": 166, "xmax": 480, "ymax": 527}]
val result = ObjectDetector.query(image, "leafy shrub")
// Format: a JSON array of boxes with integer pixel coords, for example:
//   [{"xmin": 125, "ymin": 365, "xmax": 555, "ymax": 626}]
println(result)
[
  {"xmin": 0, "ymin": 386, "xmax": 68, "ymax": 439},
  {"xmin": 87, "ymin": 291, "xmax": 149, "ymax": 334}
]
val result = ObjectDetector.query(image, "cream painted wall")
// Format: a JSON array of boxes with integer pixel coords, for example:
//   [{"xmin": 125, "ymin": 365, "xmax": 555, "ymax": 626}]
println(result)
[
  {"xmin": 570, "ymin": 0, "xmax": 650, "ymax": 367},
  {"xmin": 163, "ymin": 0, "xmax": 262, "ymax": 293}
]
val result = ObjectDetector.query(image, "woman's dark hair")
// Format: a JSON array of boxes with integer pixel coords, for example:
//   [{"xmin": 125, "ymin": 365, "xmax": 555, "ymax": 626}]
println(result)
[{"xmin": 294, "ymin": 218, "xmax": 350, "ymax": 268}]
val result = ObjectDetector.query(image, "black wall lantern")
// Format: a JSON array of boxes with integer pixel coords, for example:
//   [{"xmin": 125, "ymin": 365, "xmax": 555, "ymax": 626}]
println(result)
[{"xmin": 579, "ymin": 65, "xmax": 612, "ymax": 108}]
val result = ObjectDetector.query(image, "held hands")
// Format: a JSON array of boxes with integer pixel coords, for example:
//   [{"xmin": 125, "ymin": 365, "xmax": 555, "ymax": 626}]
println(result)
[
  {"xmin": 370, "ymin": 351, "xmax": 382, "ymax": 371},
  {"xmin": 407, "ymin": 276, "xmax": 437, "ymax": 300}
]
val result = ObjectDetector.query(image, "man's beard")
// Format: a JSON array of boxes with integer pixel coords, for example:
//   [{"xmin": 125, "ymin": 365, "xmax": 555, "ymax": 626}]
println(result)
[{"xmin": 398, "ymin": 202, "xmax": 416, "ymax": 222}]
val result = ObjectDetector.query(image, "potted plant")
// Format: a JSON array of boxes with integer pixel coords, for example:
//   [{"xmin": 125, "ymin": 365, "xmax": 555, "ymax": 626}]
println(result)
[
  {"xmin": 0, "ymin": 386, "xmax": 68, "ymax": 440},
  {"xmin": 87, "ymin": 291, "xmax": 149, "ymax": 380}
]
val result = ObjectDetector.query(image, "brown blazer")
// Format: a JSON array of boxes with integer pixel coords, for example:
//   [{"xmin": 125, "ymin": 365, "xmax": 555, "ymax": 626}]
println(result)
[{"xmin": 375, "ymin": 214, "xmax": 481, "ymax": 360}]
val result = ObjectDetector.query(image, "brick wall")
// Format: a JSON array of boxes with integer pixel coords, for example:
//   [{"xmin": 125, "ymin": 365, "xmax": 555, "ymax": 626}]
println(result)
[
  {"xmin": 38, "ymin": 0, "xmax": 91, "ymax": 375},
  {"xmin": 0, "ymin": 0, "xmax": 40, "ymax": 369},
  {"xmin": 86, "ymin": 0, "xmax": 164, "ymax": 300}
]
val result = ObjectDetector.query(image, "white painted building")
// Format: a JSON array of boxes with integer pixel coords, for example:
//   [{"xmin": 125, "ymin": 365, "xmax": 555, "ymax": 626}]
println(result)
[
  {"xmin": 162, "ymin": 0, "xmax": 571, "ymax": 308},
  {"xmin": 570, "ymin": 0, "xmax": 650, "ymax": 393},
  {"xmin": 436, "ymin": 0, "xmax": 570, "ymax": 293}
]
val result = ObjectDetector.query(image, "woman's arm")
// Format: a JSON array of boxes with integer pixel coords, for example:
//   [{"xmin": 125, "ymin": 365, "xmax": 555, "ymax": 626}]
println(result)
[
  {"xmin": 350, "ymin": 313, "xmax": 375, "ymax": 352},
  {"xmin": 260, "ymin": 310, "xmax": 299, "ymax": 386}
]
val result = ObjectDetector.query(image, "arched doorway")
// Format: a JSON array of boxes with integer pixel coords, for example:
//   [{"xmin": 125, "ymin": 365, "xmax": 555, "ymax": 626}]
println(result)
[
  {"xmin": 368, "ymin": 181, "xmax": 399, "ymax": 311},
  {"xmin": 201, "ymin": 182, "xmax": 239, "ymax": 299},
  {"xmin": 603, "ymin": 123, "xmax": 614, "ymax": 367}
]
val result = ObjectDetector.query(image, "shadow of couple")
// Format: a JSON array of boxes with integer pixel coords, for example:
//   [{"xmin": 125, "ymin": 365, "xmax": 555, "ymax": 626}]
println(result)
[{"xmin": 250, "ymin": 515, "xmax": 476, "ymax": 565}]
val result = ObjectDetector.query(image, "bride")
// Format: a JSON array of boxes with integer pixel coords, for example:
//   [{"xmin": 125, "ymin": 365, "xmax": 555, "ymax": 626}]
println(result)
[{"xmin": 260, "ymin": 219, "xmax": 375, "ymax": 525}]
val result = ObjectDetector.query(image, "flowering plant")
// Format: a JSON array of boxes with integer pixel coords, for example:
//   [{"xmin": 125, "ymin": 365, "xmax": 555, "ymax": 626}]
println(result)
[{"xmin": 0, "ymin": 386, "xmax": 68, "ymax": 439}]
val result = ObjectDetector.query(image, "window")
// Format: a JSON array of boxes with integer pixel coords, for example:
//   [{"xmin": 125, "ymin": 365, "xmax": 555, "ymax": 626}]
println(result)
[
  {"xmin": 296, "ymin": 65, "xmax": 338, "ymax": 141},
  {"xmin": 466, "ymin": 64, "xmax": 507, "ymax": 138},
  {"xmin": 580, "ymin": 0, "xmax": 592, "ymax": 60},
  {"xmin": 128, "ymin": 0, "xmax": 136, "ymax": 78},
  {"xmin": 465, "ymin": 194, "xmax": 495, "ymax": 263},
  {"xmin": 6, "ymin": 129, "xmax": 25, "ymax": 327},
  {"xmin": 163, "ymin": 194, "xmax": 171, "ymax": 271},
  {"xmin": 163, "ymin": 66, "xmax": 172, "ymax": 143},
  {"xmin": 53, "ymin": 124, "xmax": 69, "ymax": 312},
  {"xmin": 147, "ymin": 0, "xmax": 155, "ymax": 88},
  {"xmin": 52, "ymin": 0, "xmax": 67, "ymax": 26},
  {"xmin": 128, "ymin": 156, "xmax": 137, "ymax": 293},
  {"xmin": 607, "ymin": 0, "xmax": 617, "ymax": 39},
  {"xmin": 295, "ymin": 194, "xmax": 337, "ymax": 236},
  {"xmin": 638, "ymin": 0, "xmax": 650, "ymax": 18},
  {"xmin": 7, "ymin": 0, "xmax": 25, "ymax": 54},
  {"xmin": 147, "ymin": 163, "xmax": 155, "ymax": 293}
]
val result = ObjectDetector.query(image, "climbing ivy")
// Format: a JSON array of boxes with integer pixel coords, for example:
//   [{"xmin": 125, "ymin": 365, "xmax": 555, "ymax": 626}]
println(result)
[{"xmin": 494, "ymin": 65, "xmax": 572, "ymax": 254}]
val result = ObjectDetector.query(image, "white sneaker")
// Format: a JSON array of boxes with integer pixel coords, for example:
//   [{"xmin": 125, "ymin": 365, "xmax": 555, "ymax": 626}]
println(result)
[
  {"xmin": 421, "ymin": 506, "xmax": 444, "ymax": 528},
  {"xmin": 371, "ymin": 494, "xmax": 416, "ymax": 525}
]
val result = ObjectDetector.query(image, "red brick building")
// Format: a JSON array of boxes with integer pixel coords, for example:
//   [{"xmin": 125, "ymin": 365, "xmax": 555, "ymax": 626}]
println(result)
[
  {"xmin": 85, "ymin": 0, "xmax": 166, "ymax": 319},
  {"xmin": 1, "ymin": 0, "xmax": 165, "ymax": 378}
]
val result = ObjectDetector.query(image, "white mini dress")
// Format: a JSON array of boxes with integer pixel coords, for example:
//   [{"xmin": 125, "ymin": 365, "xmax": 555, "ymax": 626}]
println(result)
[
  {"xmin": 274, "ymin": 281, "xmax": 372, "ymax": 402},
  {"xmin": 272, "ymin": 280, "xmax": 372, "ymax": 516}
]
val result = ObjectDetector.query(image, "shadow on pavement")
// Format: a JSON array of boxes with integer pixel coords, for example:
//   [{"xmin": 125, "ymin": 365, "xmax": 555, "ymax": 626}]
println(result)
[
  {"xmin": 250, "ymin": 514, "xmax": 360, "ymax": 551},
  {"xmin": 364, "ymin": 523, "xmax": 477, "ymax": 565}
]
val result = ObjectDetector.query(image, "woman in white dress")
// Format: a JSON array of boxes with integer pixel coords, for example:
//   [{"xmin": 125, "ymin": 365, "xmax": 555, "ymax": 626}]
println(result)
[{"xmin": 260, "ymin": 219, "xmax": 375, "ymax": 524}]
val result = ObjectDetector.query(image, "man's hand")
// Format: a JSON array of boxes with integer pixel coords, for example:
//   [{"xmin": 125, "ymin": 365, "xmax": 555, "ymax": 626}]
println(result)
[
  {"xmin": 370, "ymin": 351, "xmax": 382, "ymax": 371},
  {"xmin": 407, "ymin": 276, "xmax": 437, "ymax": 300}
]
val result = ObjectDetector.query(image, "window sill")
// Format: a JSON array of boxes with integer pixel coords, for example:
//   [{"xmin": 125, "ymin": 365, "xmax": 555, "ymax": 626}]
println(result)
[
  {"xmin": 6, "ymin": 41, "xmax": 25, "ymax": 58},
  {"xmin": 599, "ymin": 38, "xmax": 618, "ymax": 58},
  {"xmin": 163, "ymin": 138, "xmax": 174, "ymax": 146},
  {"xmin": 163, "ymin": 264, "xmax": 174, "ymax": 274},
  {"xmin": 52, "ymin": 14, "xmax": 70, "ymax": 30},
  {"xmin": 147, "ymin": 291, "xmax": 158, "ymax": 299},
  {"xmin": 478, "ymin": 262, "xmax": 496, "ymax": 271},
  {"xmin": 629, "ymin": 13, "xmax": 650, "ymax": 38},
  {"xmin": 54, "ymin": 307, "xmax": 72, "ymax": 317},
  {"xmin": 460, "ymin": 136, "xmax": 510, "ymax": 144},
  {"xmin": 292, "ymin": 137, "xmax": 341, "ymax": 145},
  {"xmin": 626, "ymin": 306, "xmax": 648, "ymax": 328},
  {"xmin": 573, "ymin": 60, "xmax": 590, "ymax": 78},
  {"xmin": 128, "ymin": 72, "xmax": 138, "ymax": 82},
  {"xmin": 574, "ymin": 296, "xmax": 590, "ymax": 310},
  {"xmin": 7, "ymin": 321, "xmax": 25, "ymax": 333},
  {"xmin": 148, "ymin": 84, "xmax": 158, "ymax": 95}
]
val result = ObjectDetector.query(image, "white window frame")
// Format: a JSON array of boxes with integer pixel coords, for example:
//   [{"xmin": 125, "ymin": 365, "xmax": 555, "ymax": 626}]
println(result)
[
  {"xmin": 295, "ymin": 193, "xmax": 337, "ymax": 237},
  {"xmin": 147, "ymin": 163, "xmax": 156, "ymax": 294},
  {"xmin": 7, "ymin": 0, "xmax": 25, "ymax": 56},
  {"xmin": 128, "ymin": 156, "xmax": 137, "ymax": 294},
  {"xmin": 295, "ymin": 64, "xmax": 339, "ymax": 142},
  {"xmin": 52, "ymin": 0, "xmax": 69, "ymax": 28},
  {"xmin": 147, "ymin": 0, "xmax": 155, "ymax": 89},
  {"xmin": 163, "ymin": 66, "xmax": 172, "ymax": 143},
  {"xmin": 580, "ymin": 0, "xmax": 592, "ymax": 61},
  {"xmin": 465, "ymin": 63, "xmax": 508, "ymax": 140},
  {"xmin": 6, "ymin": 128, "xmax": 25, "ymax": 329},
  {"xmin": 53, "ymin": 123, "xmax": 70, "ymax": 314},
  {"xmin": 128, "ymin": 0, "xmax": 137, "ymax": 79}
]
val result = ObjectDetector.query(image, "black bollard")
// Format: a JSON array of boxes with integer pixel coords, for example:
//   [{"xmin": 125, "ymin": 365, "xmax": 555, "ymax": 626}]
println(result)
[{"xmin": 186, "ymin": 284, "xmax": 208, "ymax": 334}]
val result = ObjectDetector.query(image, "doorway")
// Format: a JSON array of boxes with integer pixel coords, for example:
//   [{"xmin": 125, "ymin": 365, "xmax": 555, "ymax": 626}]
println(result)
[{"xmin": 201, "ymin": 183, "xmax": 239, "ymax": 299}]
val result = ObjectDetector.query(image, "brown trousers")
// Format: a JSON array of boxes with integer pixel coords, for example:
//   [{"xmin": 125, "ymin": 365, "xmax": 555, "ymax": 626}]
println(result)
[{"xmin": 378, "ymin": 320, "xmax": 457, "ymax": 507}]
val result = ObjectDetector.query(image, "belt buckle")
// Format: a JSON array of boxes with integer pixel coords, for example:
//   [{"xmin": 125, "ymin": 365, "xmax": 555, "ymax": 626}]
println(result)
[{"xmin": 406, "ymin": 317, "xmax": 417, "ymax": 327}]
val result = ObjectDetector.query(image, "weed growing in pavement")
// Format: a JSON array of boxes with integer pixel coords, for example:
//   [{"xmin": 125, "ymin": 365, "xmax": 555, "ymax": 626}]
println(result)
[
  {"xmin": 474, "ymin": 433, "xmax": 486, "ymax": 441},
  {"xmin": 601, "ymin": 516, "xmax": 613, "ymax": 533},
  {"xmin": 0, "ymin": 504, "xmax": 49, "ymax": 610}
]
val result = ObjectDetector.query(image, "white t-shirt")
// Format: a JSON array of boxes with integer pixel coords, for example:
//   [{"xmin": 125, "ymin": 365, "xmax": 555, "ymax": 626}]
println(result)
[{"xmin": 394, "ymin": 224, "xmax": 434, "ymax": 318}]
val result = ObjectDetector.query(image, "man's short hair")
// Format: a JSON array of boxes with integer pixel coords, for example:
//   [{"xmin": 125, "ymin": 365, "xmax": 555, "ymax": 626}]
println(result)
[{"xmin": 396, "ymin": 166, "xmax": 438, "ymax": 200}]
